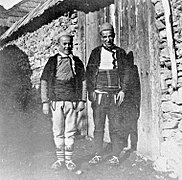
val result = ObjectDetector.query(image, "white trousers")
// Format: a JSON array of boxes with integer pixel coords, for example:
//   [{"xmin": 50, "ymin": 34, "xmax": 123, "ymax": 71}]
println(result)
[{"xmin": 51, "ymin": 101, "xmax": 77, "ymax": 150}]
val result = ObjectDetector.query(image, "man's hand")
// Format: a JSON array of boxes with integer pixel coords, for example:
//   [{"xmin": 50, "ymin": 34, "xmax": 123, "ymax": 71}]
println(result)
[
  {"xmin": 116, "ymin": 91, "xmax": 125, "ymax": 106},
  {"xmin": 42, "ymin": 103, "xmax": 49, "ymax": 114},
  {"xmin": 88, "ymin": 91, "xmax": 96, "ymax": 102},
  {"xmin": 76, "ymin": 101, "xmax": 85, "ymax": 112}
]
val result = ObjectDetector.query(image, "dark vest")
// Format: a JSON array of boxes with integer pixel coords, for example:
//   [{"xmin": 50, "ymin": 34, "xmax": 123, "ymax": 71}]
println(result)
[{"xmin": 41, "ymin": 54, "xmax": 85, "ymax": 101}]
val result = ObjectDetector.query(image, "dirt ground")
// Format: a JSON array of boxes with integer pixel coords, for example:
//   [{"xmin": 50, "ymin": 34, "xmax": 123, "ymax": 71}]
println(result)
[{"xmin": 0, "ymin": 104, "xmax": 176, "ymax": 180}]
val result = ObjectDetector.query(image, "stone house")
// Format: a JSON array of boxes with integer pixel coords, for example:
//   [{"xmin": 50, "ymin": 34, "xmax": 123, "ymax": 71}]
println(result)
[{"xmin": 0, "ymin": 0, "xmax": 182, "ymax": 178}]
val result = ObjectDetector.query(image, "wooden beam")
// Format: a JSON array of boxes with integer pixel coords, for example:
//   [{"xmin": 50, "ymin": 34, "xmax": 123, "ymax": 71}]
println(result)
[{"xmin": 161, "ymin": 0, "xmax": 177, "ymax": 89}]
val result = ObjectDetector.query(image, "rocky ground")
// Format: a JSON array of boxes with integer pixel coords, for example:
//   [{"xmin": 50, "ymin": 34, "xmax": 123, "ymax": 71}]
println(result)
[{"xmin": 0, "ymin": 103, "xmax": 176, "ymax": 180}]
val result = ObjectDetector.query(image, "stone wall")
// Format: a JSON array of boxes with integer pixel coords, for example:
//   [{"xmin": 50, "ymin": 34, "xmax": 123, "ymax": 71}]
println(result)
[{"xmin": 152, "ymin": 0, "xmax": 182, "ymax": 178}]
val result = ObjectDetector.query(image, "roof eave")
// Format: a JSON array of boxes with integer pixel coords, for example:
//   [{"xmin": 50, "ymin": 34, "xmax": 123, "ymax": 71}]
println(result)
[{"xmin": 0, "ymin": 0, "xmax": 114, "ymax": 46}]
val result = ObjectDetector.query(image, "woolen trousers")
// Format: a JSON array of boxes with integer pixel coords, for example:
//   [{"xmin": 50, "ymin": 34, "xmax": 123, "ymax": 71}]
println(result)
[
  {"xmin": 92, "ymin": 93, "xmax": 124, "ymax": 157},
  {"xmin": 51, "ymin": 101, "xmax": 77, "ymax": 151}
]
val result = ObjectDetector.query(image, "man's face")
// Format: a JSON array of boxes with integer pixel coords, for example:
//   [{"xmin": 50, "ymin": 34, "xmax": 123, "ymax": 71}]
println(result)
[
  {"xmin": 57, "ymin": 35, "xmax": 73, "ymax": 55},
  {"xmin": 101, "ymin": 30, "xmax": 115, "ymax": 49}
]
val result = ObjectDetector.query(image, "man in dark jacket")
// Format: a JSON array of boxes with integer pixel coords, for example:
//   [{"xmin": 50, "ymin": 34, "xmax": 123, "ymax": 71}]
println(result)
[
  {"xmin": 40, "ymin": 32, "xmax": 87, "ymax": 171},
  {"xmin": 86, "ymin": 23, "xmax": 130, "ymax": 165}
]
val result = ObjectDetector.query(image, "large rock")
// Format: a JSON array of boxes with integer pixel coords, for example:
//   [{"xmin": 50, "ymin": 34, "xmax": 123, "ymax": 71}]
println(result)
[
  {"xmin": 154, "ymin": 1, "xmax": 164, "ymax": 18},
  {"xmin": 161, "ymin": 68, "xmax": 172, "ymax": 80},
  {"xmin": 155, "ymin": 19, "xmax": 165, "ymax": 31},
  {"xmin": 161, "ymin": 94, "xmax": 171, "ymax": 102},
  {"xmin": 161, "ymin": 101, "xmax": 182, "ymax": 113},
  {"xmin": 160, "ymin": 47, "xmax": 170, "ymax": 58},
  {"xmin": 159, "ymin": 29, "xmax": 167, "ymax": 39},
  {"xmin": 162, "ymin": 120, "xmax": 179, "ymax": 129},
  {"xmin": 171, "ymin": 87, "xmax": 182, "ymax": 105},
  {"xmin": 176, "ymin": 48, "xmax": 182, "ymax": 57},
  {"xmin": 163, "ymin": 112, "xmax": 182, "ymax": 121}
]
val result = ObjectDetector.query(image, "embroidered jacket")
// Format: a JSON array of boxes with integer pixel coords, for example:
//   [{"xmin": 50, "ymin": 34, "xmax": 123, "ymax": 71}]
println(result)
[{"xmin": 86, "ymin": 46, "xmax": 130, "ymax": 101}]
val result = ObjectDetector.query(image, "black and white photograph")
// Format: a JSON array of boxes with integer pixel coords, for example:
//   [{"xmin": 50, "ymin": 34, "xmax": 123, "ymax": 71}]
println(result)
[{"xmin": 0, "ymin": 0, "xmax": 182, "ymax": 179}]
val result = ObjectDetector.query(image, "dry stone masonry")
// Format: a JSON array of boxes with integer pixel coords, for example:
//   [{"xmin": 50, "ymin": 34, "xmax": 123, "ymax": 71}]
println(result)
[{"xmin": 153, "ymin": 0, "xmax": 182, "ymax": 178}]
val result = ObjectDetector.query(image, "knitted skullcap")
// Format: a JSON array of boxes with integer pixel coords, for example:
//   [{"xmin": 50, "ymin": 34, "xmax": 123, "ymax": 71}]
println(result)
[
  {"xmin": 59, "ymin": 31, "xmax": 73, "ymax": 38},
  {"xmin": 100, "ymin": 23, "xmax": 114, "ymax": 33},
  {"xmin": 54, "ymin": 31, "xmax": 73, "ymax": 43}
]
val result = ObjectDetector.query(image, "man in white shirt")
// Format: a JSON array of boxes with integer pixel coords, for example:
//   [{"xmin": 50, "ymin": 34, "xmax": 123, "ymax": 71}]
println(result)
[{"xmin": 86, "ymin": 23, "xmax": 130, "ymax": 165}]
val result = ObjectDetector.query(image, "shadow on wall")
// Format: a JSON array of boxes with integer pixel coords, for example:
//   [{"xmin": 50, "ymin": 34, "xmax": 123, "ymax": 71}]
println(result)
[
  {"xmin": 119, "ymin": 51, "xmax": 141, "ymax": 150},
  {"xmin": 0, "ymin": 44, "xmax": 32, "ymax": 113}
]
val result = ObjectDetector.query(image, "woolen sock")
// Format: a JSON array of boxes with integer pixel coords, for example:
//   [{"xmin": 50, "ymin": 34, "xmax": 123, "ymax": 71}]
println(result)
[
  {"xmin": 56, "ymin": 149, "xmax": 65, "ymax": 162},
  {"xmin": 65, "ymin": 150, "xmax": 73, "ymax": 162}
]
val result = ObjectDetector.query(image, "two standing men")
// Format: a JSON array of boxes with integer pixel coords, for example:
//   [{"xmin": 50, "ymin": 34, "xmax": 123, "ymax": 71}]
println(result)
[{"xmin": 40, "ymin": 23, "xmax": 139, "ymax": 170}]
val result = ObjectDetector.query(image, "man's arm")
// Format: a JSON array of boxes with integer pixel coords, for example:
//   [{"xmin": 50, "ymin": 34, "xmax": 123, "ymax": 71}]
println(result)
[
  {"xmin": 117, "ymin": 49, "xmax": 130, "ymax": 105},
  {"xmin": 86, "ymin": 49, "xmax": 98, "ymax": 102},
  {"xmin": 40, "ymin": 59, "xmax": 52, "ymax": 114},
  {"xmin": 78, "ymin": 64, "xmax": 87, "ymax": 112},
  {"xmin": 41, "ymin": 80, "xmax": 49, "ymax": 115},
  {"xmin": 75, "ymin": 59, "xmax": 87, "ymax": 112},
  {"xmin": 41, "ymin": 80, "xmax": 49, "ymax": 103},
  {"xmin": 120, "ymin": 50, "xmax": 130, "ymax": 93}
]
